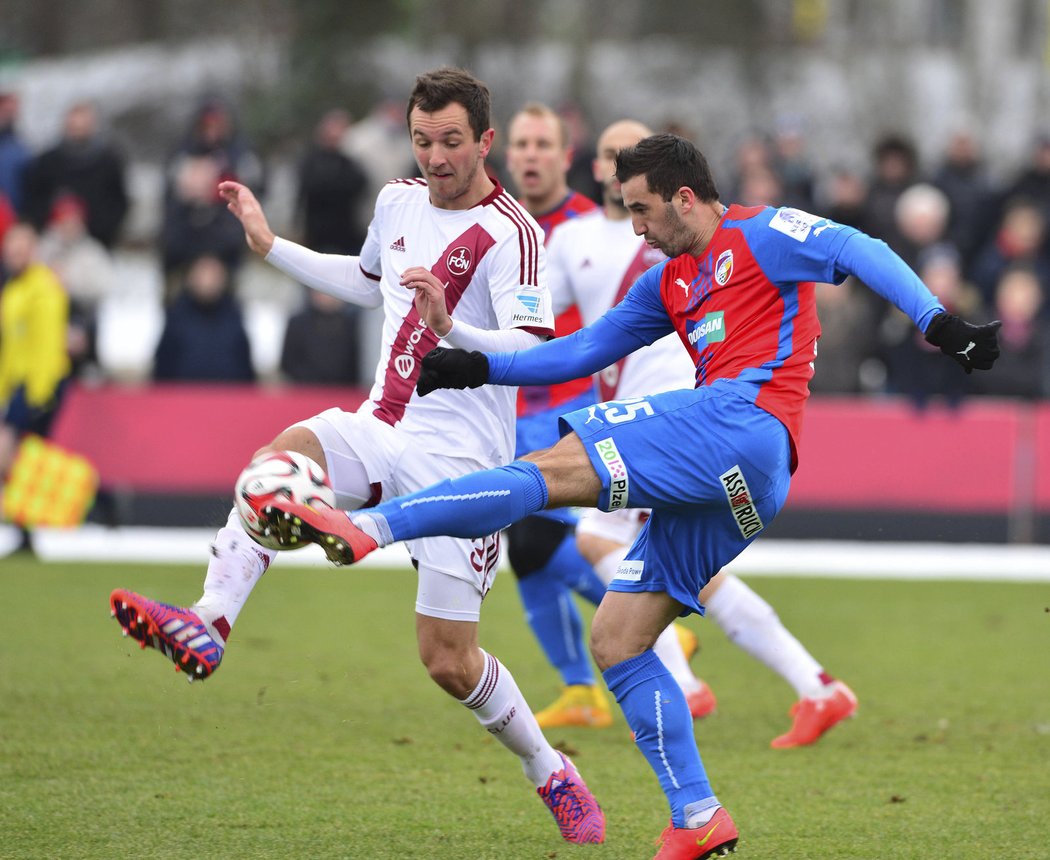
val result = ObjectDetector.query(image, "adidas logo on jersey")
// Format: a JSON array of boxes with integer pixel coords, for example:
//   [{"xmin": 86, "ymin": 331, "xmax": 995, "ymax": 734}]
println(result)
[{"xmin": 390, "ymin": 236, "xmax": 406, "ymax": 252}]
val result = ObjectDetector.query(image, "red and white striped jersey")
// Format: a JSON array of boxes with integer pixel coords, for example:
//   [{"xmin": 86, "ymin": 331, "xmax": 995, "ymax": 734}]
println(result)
[{"xmin": 358, "ymin": 178, "xmax": 554, "ymax": 463}]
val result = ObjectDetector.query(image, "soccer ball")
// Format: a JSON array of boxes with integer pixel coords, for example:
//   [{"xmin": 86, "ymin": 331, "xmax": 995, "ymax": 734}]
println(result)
[{"xmin": 234, "ymin": 450, "xmax": 336, "ymax": 550}]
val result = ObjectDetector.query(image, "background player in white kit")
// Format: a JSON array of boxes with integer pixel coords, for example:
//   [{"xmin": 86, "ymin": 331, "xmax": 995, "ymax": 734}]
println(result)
[
  {"xmin": 546, "ymin": 119, "xmax": 857, "ymax": 748},
  {"xmin": 109, "ymin": 67, "xmax": 605, "ymax": 845}
]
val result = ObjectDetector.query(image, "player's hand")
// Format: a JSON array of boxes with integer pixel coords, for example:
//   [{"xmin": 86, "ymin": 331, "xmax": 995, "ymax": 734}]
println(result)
[
  {"xmin": 218, "ymin": 180, "xmax": 275, "ymax": 255},
  {"xmin": 401, "ymin": 266, "xmax": 452, "ymax": 336},
  {"xmin": 923, "ymin": 312, "xmax": 1001, "ymax": 373},
  {"xmin": 416, "ymin": 348, "xmax": 489, "ymax": 396}
]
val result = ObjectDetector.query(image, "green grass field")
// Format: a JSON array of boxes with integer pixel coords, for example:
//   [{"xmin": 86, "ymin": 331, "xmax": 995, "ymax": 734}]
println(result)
[{"xmin": 2, "ymin": 555, "xmax": 1048, "ymax": 859}]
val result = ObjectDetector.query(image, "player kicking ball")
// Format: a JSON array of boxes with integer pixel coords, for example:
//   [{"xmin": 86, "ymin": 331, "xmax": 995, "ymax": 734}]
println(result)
[{"xmin": 249, "ymin": 133, "xmax": 999, "ymax": 859}]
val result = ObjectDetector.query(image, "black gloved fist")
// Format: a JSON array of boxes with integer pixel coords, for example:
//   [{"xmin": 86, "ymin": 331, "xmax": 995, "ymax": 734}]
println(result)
[
  {"xmin": 923, "ymin": 312, "xmax": 1001, "ymax": 374},
  {"xmin": 416, "ymin": 348, "xmax": 490, "ymax": 396}
]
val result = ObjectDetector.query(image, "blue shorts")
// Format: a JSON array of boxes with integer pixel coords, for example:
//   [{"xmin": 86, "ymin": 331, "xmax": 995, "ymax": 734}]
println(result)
[
  {"xmin": 558, "ymin": 381, "xmax": 791, "ymax": 616},
  {"xmin": 517, "ymin": 389, "xmax": 595, "ymax": 526}
]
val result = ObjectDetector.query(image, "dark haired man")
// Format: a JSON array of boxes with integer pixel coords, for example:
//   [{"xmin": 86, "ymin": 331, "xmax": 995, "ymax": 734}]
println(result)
[{"xmin": 251, "ymin": 133, "xmax": 999, "ymax": 858}]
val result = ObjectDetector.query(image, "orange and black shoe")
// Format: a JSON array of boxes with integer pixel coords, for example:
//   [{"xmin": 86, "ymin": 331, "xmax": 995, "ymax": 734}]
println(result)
[
  {"xmin": 771, "ymin": 680, "xmax": 858, "ymax": 748},
  {"xmin": 537, "ymin": 753, "xmax": 606, "ymax": 844},
  {"xmin": 109, "ymin": 589, "xmax": 223, "ymax": 681},
  {"xmin": 654, "ymin": 807, "xmax": 738, "ymax": 859},
  {"xmin": 257, "ymin": 499, "xmax": 378, "ymax": 566}
]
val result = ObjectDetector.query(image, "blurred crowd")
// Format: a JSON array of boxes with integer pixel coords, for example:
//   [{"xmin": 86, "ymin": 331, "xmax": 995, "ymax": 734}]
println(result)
[{"xmin": 2, "ymin": 89, "xmax": 1050, "ymax": 407}]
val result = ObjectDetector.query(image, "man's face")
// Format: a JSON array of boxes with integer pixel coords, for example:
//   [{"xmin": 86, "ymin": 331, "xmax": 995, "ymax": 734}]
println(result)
[
  {"xmin": 594, "ymin": 123, "xmax": 648, "ymax": 209},
  {"xmin": 410, "ymin": 102, "xmax": 492, "ymax": 208},
  {"xmin": 621, "ymin": 174, "xmax": 692, "ymax": 258},
  {"xmin": 505, "ymin": 112, "xmax": 569, "ymax": 205}
]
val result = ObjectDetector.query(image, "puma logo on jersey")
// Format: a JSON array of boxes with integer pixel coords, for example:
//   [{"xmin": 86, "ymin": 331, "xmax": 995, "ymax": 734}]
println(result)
[
  {"xmin": 675, "ymin": 277, "xmax": 691, "ymax": 296},
  {"xmin": 389, "ymin": 236, "xmax": 406, "ymax": 252}
]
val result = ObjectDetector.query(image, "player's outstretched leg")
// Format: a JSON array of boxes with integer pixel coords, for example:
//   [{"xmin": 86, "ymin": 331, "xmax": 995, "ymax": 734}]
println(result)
[
  {"xmin": 109, "ymin": 589, "xmax": 224, "ymax": 681},
  {"xmin": 255, "ymin": 499, "xmax": 378, "ymax": 565},
  {"xmin": 771, "ymin": 680, "xmax": 858, "ymax": 748},
  {"xmin": 537, "ymin": 752, "xmax": 606, "ymax": 844}
]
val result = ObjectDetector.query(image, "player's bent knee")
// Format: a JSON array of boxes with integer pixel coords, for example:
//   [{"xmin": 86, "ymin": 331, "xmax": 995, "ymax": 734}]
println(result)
[{"xmin": 506, "ymin": 516, "xmax": 572, "ymax": 579}]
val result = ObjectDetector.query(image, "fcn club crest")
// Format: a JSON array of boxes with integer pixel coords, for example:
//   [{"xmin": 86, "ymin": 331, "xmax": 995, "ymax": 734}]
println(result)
[{"xmin": 447, "ymin": 246, "xmax": 472, "ymax": 276}]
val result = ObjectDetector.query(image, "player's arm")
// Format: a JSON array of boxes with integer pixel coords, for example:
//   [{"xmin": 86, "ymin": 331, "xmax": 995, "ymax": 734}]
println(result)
[
  {"xmin": 220, "ymin": 179, "xmax": 383, "ymax": 309},
  {"xmin": 416, "ymin": 268, "xmax": 670, "ymax": 395},
  {"xmin": 834, "ymin": 232, "xmax": 1000, "ymax": 372}
]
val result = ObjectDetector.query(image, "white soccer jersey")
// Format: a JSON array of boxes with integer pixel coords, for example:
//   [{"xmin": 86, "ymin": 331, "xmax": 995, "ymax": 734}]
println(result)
[
  {"xmin": 545, "ymin": 210, "xmax": 695, "ymax": 400},
  {"xmin": 358, "ymin": 179, "xmax": 554, "ymax": 463}
]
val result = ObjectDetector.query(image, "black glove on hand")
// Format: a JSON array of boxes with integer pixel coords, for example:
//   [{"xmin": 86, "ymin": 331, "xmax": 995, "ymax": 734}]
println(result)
[
  {"xmin": 416, "ymin": 348, "xmax": 490, "ymax": 396},
  {"xmin": 923, "ymin": 312, "xmax": 1001, "ymax": 374}
]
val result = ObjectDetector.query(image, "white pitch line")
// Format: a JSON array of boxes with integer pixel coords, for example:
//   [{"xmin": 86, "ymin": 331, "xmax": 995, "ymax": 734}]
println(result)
[{"xmin": 4, "ymin": 524, "xmax": 1049, "ymax": 582}]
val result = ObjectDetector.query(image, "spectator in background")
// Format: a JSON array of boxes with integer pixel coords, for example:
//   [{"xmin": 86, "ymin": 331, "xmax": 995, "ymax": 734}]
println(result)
[
  {"xmin": 771, "ymin": 113, "xmax": 816, "ymax": 211},
  {"xmin": 892, "ymin": 182, "xmax": 953, "ymax": 269},
  {"xmin": 724, "ymin": 131, "xmax": 774, "ymax": 205},
  {"xmin": 38, "ymin": 193, "xmax": 115, "ymax": 379},
  {"xmin": 932, "ymin": 125, "xmax": 997, "ymax": 269},
  {"xmin": 809, "ymin": 278, "xmax": 881, "ymax": 394},
  {"xmin": 0, "ymin": 223, "xmax": 70, "ymax": 553},
  {"xmin": 821, "ymin": 164, "xmax": 869, "ymax": 230},
  {"xmin": 341, "ymin": 97, "xmax": 414, "ymax": 209},
  {"xmin": 970, "ymin": 197, "xmax": 1050, "ymax": 305},
  {"xmin": 881, "ymin": 244, "xmax": 981, "ymax": 409},
  {"xmin": 168, "ymin": 97, "xmax": 265, "ymax": 194},
  {"xmin": 279, "ymin": 289, "xmax": 361, "ymax": 386},
  {"xmin": 153, "ymin": 254, "xmax": 254, "ymax": 383},
  {"xmin": 862, "ymin": 133, "xmax": 920, "ymax": 252},
  {"xmin": 160, "ymin": 154, "xmax": 246, "ymax": 302},
  {"xmin": 297, "ymin": 109, "xmax": 369, "ymax": 254},
  {"xmin": 1003, "ymin": 132, "xmax": 1050, "ymax": 226},
  {"xmin": 22, "ymin": 101, "xmax": 128, "ymax": 249},
  {"xmin": 972, "ymin": 265, "xmax": 1050, "ymax": 399},
  {"xmin": 559, "ymin": 102, "xmax": 603, "ymax": 204},
  {"xmin": 0, "ymin": 90, "xmax": 31, "ymax": 213}
]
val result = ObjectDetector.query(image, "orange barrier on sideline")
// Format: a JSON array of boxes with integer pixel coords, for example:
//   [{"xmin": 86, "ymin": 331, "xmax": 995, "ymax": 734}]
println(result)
[{"xmin": 51, "ymin": 383, "xmax": 368, "ymax": 493}]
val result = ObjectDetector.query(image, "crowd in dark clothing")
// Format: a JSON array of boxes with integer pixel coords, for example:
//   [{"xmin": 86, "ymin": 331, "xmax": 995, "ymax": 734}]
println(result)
[{"xmin": 1, "ymin": 90, "xmax": 1049, "ymax": 403}]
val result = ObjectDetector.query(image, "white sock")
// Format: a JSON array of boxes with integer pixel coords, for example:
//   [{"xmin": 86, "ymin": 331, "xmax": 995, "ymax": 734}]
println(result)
[
  {"xmin": 653, "ymin": 623, "xmax": 701, "ymax": 692},
  {"xmin": 704, "ymin": 574, "xmax": 826, "ymax": 698},
  {"xmin": 592, "ymin": 548, "xmax": 626, "ymax": 586},
  {"xmin": 190, "ymin": 508, "xmax": 277, "ymax": 644},
  {"xmin": 462, "ymin": 650, "xmax": 563, "ymax": 787}
]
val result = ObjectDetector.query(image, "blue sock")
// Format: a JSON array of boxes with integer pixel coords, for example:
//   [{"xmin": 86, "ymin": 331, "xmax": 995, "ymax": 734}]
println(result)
[
  {"xmin": 518, "ymin": 565, "xmax": 594, "ymax": 687},
  {"xmin": 362, "ymin": 460, "xmax": 548, "ymax": 543},
  {"xmin": 603, "ymin": 650, "xmax": 718, "ymax": 827},
  {"xmin": 549, "ymin": 536, "xmax": 607, "ymax": 607}
]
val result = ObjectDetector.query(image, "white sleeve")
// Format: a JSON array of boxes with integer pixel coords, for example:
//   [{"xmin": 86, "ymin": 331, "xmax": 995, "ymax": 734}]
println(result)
[
  {"xmin": 442, "ymin": 319, "xmax": 544, "ymax": 352},
  {"xmin": 545, "ymin": 226, "xmax": 577, "ymax": 316},
  {"xmin": 265, "ymin": 236, "xmax": 383, "ymax": 309},
  {"xmin": 485, "ymin": 228, "xmax": 555, "ymax": 333}
]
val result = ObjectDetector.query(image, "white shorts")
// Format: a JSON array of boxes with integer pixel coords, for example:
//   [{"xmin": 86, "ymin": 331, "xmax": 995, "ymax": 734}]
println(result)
[
  {"xmin": 292, "ymin": 408, "xmax": 502, "ymax": 623},
  {"xmin": 575, "ymin": 507, "xmax": 651, "ymax": 545}
]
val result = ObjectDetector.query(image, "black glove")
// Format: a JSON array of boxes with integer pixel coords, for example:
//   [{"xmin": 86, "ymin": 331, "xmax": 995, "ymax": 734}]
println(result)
[
  {"xmin": 416, "ymin": 348, "xmax": 490, "ymax": 396},
  {"xmin": 923, "ymin": 312, "xmax": 1001, "ymax": 374}
]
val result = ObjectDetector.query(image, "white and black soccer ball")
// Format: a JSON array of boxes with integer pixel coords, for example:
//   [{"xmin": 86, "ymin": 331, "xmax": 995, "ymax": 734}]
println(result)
[{"xmin": 234, "ymin": 450, "xmax": 336, "ymax": 550}]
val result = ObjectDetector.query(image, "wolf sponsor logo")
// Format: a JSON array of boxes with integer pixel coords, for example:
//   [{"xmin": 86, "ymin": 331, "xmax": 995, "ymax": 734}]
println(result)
[
  {"xmin": 687, "ymin": 311, "xmax": 726, "ymax": 347},
  {"xmin": 594, "ymin": 437, "xmax": 629, "ymax": 510},
  {"xmin": 613, "ymin": 558, "xmax": 643, "ymax": 582},
  {"xmin": 395, "ymin": 319, "xmax": 430, "ymax": 378},
  {"xmin": 714, "ymin": 249, "xmax": 733, "ymax": 285},
  {"xmin": 719, "ymin": 465, "xmax": 764, "ymax": 539}
]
